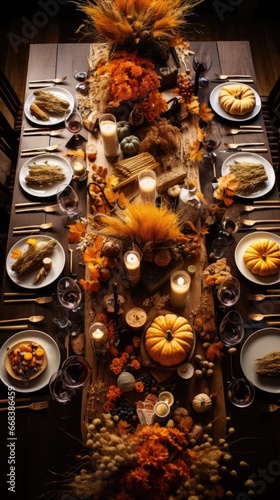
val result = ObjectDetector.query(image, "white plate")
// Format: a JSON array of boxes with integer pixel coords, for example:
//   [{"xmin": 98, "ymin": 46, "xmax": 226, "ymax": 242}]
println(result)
[
  {"xmin": 221, "ymin": 152, "xmax": 275, "ymax": 199},
  {"xmin": 240, "ymin": 328, "xmax": 280, "ymax": 393},
  {"xmin": 19, "ymin": 154, "xmax": 73, "ymax": 197},
  {"xmin": 209, "ymin": 82, "xmax": 261, "ymax": 121},
  {"xmin": 6, "ymin": 235, "xmax": 65, "ymax": 289},
  {"xmin": 235, "ymin": 231, "xmax": 280, "ymax": 285},
  {"xmin": 24, "ymin": 86, "xmax": 75, "ymax": 126},
  {"xmin": 0, "ymin": 330, "xmax": 60, "ymax": 393}
]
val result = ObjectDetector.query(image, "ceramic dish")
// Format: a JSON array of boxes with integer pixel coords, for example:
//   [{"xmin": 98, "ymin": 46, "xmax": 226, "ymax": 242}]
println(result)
[
  {"xmin": 240, "ymin": 328, "xmax": 280, "ymax": 393},
  {"xmin": 235, "ymin": 231, "xmax": 280, "ymax": 285},
  {"xmin": 209, "ymin": 82, "xmax": 261, "ymax": 121},
  {"xmin": 24, "ymin": 86, "xmax": 75, "ymax": 126},
  {"xmin": 19, "ymin": 153, "xmax": 73, "ymax": 197},
  {"xmin": 221, "ymin": 152, "xmax": 275, "ymax": 199},
  {"xmin": 6, "ymin": 235, "xmax": 65, "ymax": 289},
  {"xmin": 0, "ymin": 330, "xmax": 60, "ymax": 393}
]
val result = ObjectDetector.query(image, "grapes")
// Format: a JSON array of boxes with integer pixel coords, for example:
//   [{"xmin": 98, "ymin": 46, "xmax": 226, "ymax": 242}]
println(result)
[
  {"xmin": 177, "ymin": 74, "xmax": 195, "ymax": 103},
  {"xmin": 111, "ymin": 404, "xmax": 135, "ymax": 423}
]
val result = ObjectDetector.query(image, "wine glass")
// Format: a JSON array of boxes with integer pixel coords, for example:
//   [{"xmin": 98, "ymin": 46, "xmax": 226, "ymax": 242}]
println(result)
[
  {"xmin": 49, "ymin": 369, "xmax": 76, "ymax": 419},
  {"xmin": 193, "ymin": 47, "xmax": 212, "ymax": 91},
  {"xmin": 217, "ymin": 276, "xmax": 240, "ymax": 309},
  {"xmin": 57, "ymin": 276, "xmax": 82, "ymax": 312},
  {"xmin": 220, "ymin": 205, "xmax": 240, "ymax": 245},
  {"xmin": 72, "ymin": 54, "xmax": 89, "ymax": 95},
  {"xmin": 226, "ymin": 377, "xmax": 255, "ymax": 410},
  {"xmin": 51, "ymin": 304, "xmax": 71, "ymax": 329},
  {"xmin": 61, "ymin": 355, "xmax": 91, "ymax": 389},
  {"xmin": 201, "ymin": 121, "xmax": 221, "ymax": 167},
  {"xmin": 64, "ymin": 107, "xmax": 85, "ymax": 148},
  {"xmin": 57, "ymin": 183, "xmax": 80, "ymax": 226},
  {"xmin": 219, "ymin": 310, "xmax": 244, "ymax": 346},
  {"xmin": 211, "ymin": 236, "xmax": 228, "ymax": 261}
]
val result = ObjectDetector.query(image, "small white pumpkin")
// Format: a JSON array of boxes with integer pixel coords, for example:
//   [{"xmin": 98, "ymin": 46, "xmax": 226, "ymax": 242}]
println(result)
[
  {"xmin": 117, "ymin": 372, "xmax": 136, "ymax": 392},
  {"xmin": 192, "ymin": 393, "xmax": 212, "ymax": 413}
]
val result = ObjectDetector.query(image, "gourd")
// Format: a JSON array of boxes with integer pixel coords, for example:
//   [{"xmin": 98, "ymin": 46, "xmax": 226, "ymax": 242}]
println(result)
[
  {"xmin": 173, "ymin": 406, "xmax": 189, "ymax": 423},
  {"xmin": 102, "ymin": 240, "xmax": 121, "ymax": 258},
  {"xmin": 243, "ymin": 239, "xmax": 280, "ymax": 276},
  {"xmin": 219, "ymin": 84, "xmax": 255, "ymax": 116},
  {"xmin": 117, "ymin": 372, "xmax": 136, "ymax": 392},
  {"xmin": 120, "ymin": 135, "xmax": 140, "ymax": 156},
  {"xmin": 116, "ymin": 120, "xmax": 131, "ymax": 141},
  {"xmin": 145, "ymin": 314, "xmax": 193, "ymax": 367},
  {"xmin": 167, "ymin": 184, "xmax": 181, "ymax": 198},
  {"xmin": 192, "ymin": 393, "xmax": 212, "ymax": 413}
]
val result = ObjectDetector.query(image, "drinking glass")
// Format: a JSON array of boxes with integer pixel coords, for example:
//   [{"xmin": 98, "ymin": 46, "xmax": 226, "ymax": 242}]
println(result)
[
  {"xmin": 219, "ymin": 310, "xmax": 244, "ymax": 346},
  {"xmin": 72, "ymin": 54, "xmax": 89, "ymax": 95},
  {"xmin": 220, "ymin": 206, "xmax": 240, "ymax": 245},
  {"xmin": 211, "ymin": 237, "xmax": 228, "ymax": 260},
  {"xmin": 201, "ymin": 121, "xmax": 221, "ymax": 167},
  {"xmin": 51, "ymin": 304, "xmax": 71, "ymax": 329},
  {"xmin": 65, "ymin": 107, "xmax": 84, "ymax": 148},
  {"xmin": 49, "ymin": 369, "xmax": 76, "ymax": 419},
  {"xmin": 226, "ymin": 377, "xmax": 255, "ymax": 410},
  {"xmin": 217, "ymin": 276, "xmax": 240, "ymax": 308},
  {"xmin": 193, "ymin": 47, "xmax": 212, "ymax": 90},
  {"xmin": 61, "ymin": 355, "xmax": 91, "ymax": 389},
  {"xmin": 57, "ymin": 183, "xmax": 80, "ymax": 226},
  {"xmin": 57, "ymin": 276, "xmax": 82, "ymax": 312}
]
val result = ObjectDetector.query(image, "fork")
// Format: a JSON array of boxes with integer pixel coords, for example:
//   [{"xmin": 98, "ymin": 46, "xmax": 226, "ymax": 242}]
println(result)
[
  {"xmin": 15, "ymin": 204, "xmax": 59, "ymax": 213},
  {"xmin": 0, "ymin": 401, "xmax": 49, "ymax": 411},
  {"xmin": 224, "ymin": 142, "xmax": 265, "ymax": 149},
  {"xmin": 260, "ymin": 403, "xmax": 280, "ymax": 413}
]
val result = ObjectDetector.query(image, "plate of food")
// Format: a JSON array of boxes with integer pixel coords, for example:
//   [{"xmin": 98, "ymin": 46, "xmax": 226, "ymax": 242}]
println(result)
[
  {"xmin": 19, "ymin": 154, "xmax": 73, "ymax": 197},
  {"xmin": 6, "ymin": 235, "xmax": 65, "ymax": 289},
  {"xmin": 209, "ymin": 82, "xmax": 261, "ymax": 121},
  {"xmin": 0, "ymin": 330, "xmax": 60, "ymax": 393},
  {"xmin": 221, "ymin": 152, "xmax": 275, "ymax": 199},
  {"xmin": 240, "ymin": 328, "xmax": 280, "ymax": 393},
  {"xmin": 235, "ymin": 232, "xmax": 280, "ymax": 285},
  {"xmin": 24, "ymin": 86, "xmax": 75, "ymax": 126}
]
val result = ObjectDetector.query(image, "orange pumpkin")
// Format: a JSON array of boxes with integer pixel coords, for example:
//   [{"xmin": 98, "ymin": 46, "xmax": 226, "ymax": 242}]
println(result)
[
  {"xmin": 219, "ymin": 84, "xmax": 255, "ymax": 115},
  {"xmin": 145, "ymin": 314, "xmax": 193, "ymax": 367},
  {"xmin": 243, "ymin": 239, "xmax": 280, "ymax": 276}
]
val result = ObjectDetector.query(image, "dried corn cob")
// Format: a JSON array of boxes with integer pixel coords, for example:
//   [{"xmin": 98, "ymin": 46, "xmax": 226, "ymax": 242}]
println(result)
[{"xmin": 255, "ymin": 351, "xmax": 280, "ymax": 376}]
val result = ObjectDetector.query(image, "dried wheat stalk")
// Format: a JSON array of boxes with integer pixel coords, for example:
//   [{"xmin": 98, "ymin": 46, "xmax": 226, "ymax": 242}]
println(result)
[
  {"xmin": 255, "ymin": 351, "xmax": 280, "ymax": 376},
  {"xmin": 25, "ymin": 164, "xmax": 66, "ymax": 185},
  {"xmin": 33, "ymin": 90, "xmax": 70, "ymax": 115},
  {"xmin": 228, "ymin": 161, "xmax": 268, "ymax": 194},
  {"xmin": 12, "ymin": 239, "xmax": 57, "ymax": 277}
]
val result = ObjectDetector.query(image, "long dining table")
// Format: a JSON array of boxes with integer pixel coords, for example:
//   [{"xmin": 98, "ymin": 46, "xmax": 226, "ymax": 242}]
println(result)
[{"xmin": 1, "ymin": 40, "xmax": 280, "ymax": 499}]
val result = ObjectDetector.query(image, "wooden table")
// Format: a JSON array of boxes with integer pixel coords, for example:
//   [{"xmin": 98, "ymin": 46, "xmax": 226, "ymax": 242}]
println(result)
[{"xmin": 1, "ymin": 41, "xmax": 280, "ymax": 499}]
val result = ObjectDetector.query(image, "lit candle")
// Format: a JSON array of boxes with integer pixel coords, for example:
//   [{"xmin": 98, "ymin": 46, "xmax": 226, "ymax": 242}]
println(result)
[
  {"xmin": 99, "ymin": 113, "xmax": 119, "ymax": 158},
  {"xmin": 89, "ymin": 322, "xmax": 108, "ymax": 356},
  {"xmin": 170, "ymin": 270, "xmax": 191, "ymax": 308},
  {"xmin": 154, "ymin": 401, "xmax": 170, "ymax": 421},
  {"xmin": 158, "ymin": 391, "xmax": 174, "ymax": 407},
  {"xmin": 71, "ymin": 157, "xmax": 87, "ymax": 181},
  {"xmin": 138, "ymin": 170, "xmax": 156, "ymax": 203},
  {"xmin": 123, "ymin": 251, "xmax": 141, "ymax": 286}
]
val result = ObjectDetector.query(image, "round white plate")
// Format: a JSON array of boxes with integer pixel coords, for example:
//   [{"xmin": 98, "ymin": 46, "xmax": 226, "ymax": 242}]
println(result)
[
  {"xmin": 24, "ymin": 86, "xmax": 75, "ymax": 126},
  {"xmin": 0, "ymin": 330, "xmax": 60, "ymax": 393},
  {"xmin": 240, "ymin": 328, "xmax": 280, "ymax": 393},
  {"xmin": 19, "ymin": 154, "xmax": 73, "ymax": 197},
  {"xmin": 6, "ymin": 235, "xmax": 65, "ymax": 289},
  {"xmin": 235, "ymin": 231, "xmax": 280, "ymax": 285},
  {"xmin": 209, "ymin": 82, "xmax": 261, "ymax": 121},
  {"xmin": 221, "ymin": 152, "xmax": 275, "ymax": 199}
]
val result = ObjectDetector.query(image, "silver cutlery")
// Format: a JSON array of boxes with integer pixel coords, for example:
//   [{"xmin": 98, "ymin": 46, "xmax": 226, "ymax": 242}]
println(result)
[
  {"xmin": 0, "ymin": 325, "xmax": 29, "ymax": 330},
  {"xmin": 29, "ymin": 83, "xmax": 54, "ymax": 88},
  {"xmin": 13, "ymin": 222, "xmax": 54, "ymax": 231},
  {"xmin": 240, "ymin": 218, "xmax": 280, "ymax": 226},
  {"xmin": 15, "ymin": 204, "xmax": 59, "ymax": 213},
  {"xmin": 239, "ymin": 204, "xmax": 280, "ymax": 212},
  {"xmin": 228, "ymin": 128, "xmax": 263, "ymax": 135},
  {"xmin": 220, "ymin": 148, "xmax": 267, "ymax": 153},
  {"xmin": 23, "ymin": 129, "xmax": 64, "ymax": 137},
  {"xmin": 215, "ymin": 73, "xmax": 252, "ymax": 79},
  {"xmin": 21, "ymin": 144, "xmax": 60, "ymax": 153},
  {"xmin": 249, "ymin": 313, "xmax": 280, "ymax": 321},
  {"xmin": 247, "ymin": 294, "xmax": 280, "ymax": 301},
  {"xmin": 29, "ymin": 76, "xmax": 67, "ymax": 84},
  {"xmin": 0, "ymin": 315, "xmax": 44, "ymax": 324},
  {"xmin": 4, "ymin": 297, "xmax": 53, "ymax": 304}
]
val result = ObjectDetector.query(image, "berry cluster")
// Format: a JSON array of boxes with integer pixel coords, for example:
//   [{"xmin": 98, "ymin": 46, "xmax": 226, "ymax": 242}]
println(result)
[{"xmin": 177, "ymin": 74, "xmax": 195, "ymax": 103}]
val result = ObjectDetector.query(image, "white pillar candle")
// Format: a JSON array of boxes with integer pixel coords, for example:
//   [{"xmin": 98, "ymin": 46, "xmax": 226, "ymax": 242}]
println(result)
[
  {"xmin": 138, "ymin": 169, "xmax": 156, "ymax": 203},
  {"xmin": 89, "ymin": 322, "xmax": 108, "ymax": 355},
  {"xmin": 123, "ymin": 251, "xmax": 141, "ymax": 286},
  {"xmin": 158, "ymin": 391, "xmax": 174, "ymax": 406},
  {"xmin": 99, "ymin": 113, "xmax": 119, "ymax": 158},
  {"xmin": 170, "ymin": 270, "xmax": 191, "ymax": 308}
]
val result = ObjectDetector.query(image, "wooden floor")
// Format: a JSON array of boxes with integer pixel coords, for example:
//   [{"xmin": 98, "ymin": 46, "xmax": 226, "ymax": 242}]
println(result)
[{"xmin": 0, "ymin": 0, "xmax": 279, "ymax": 113}]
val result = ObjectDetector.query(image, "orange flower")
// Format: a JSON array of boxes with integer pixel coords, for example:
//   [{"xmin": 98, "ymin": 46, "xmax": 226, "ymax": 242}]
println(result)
[
  {"xmin": 132, "ymin": 336, "xmax": 141, "ymax": 348},
  {"xmin": 79, "ymin": 278, "xmax": 102, "ymax": 293},
  {"xmin": 134, "ymin": 381, "xmax": 144, "ymax": 392},
  {"xmin": 130, "ymin": 359, "xmax": 141, "ymax": 371}
]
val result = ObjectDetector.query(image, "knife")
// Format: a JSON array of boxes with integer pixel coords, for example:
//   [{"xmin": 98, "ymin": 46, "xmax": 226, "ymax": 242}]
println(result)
[
  {"xmin": 212, "ymin": 79, "xmax": 254, "ymax": 83},
  {"xmin": 239, "ymin": 226, "xmax": 280, "ymax": 231},
  {"xmin": 220, "ymin": 148, "xmax": 268, "ymax": 153},
  {"xmin": 0, "ymin": 325, "xmax": 29, "ymax": 330}
]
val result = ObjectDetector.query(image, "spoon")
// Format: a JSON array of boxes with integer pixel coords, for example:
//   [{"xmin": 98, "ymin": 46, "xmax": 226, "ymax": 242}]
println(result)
[
  {"xmin": 29, "ymin": 76, "xmax": 67, "ymax": 84},
  {"xmin": 0, "ymin": 315, "xmax": 44, "ymax": 324},
  {"xmin": 228, "ymin": 128, "xmax": 263, "ymax": 135},
  {"xmin": 249, "ymin": 313, "xmax": 280, "ymax": 321},
  {"xmin": 21, "ymin": 144, "xmax": 60, "ymax": 153},
  {"xmin": 13, "ymin": 222, "xmax": 54, "ymax": 230},
  {"xmin": 239, "ymin": 205, "xmax": 280, "ymax": 212},
  {"xmin": 247, "ymin": 294, "xmax": 280, "ymax": 301},
  {"xmin": 240, "ymin": 218, "xmax": 280, "ymax": 226}
]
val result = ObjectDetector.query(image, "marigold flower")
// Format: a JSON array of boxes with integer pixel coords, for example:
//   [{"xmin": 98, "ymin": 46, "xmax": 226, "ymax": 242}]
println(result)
[{"xmin": 134, "ymin": 381, "xmax": 144, "ymax": 392}]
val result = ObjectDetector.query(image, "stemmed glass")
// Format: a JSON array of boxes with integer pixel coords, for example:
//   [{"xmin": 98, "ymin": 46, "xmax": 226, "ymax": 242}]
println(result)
[
  {"xmin": 201, "ymin": 120, "xmax": 221, "ymax": 167},
  {"xmin": 64, "ymin": 107, "xmax": 85, "ymax": 148},
  {"xmin": 220, "ymin": 205, "xmax": 240, "ymax": 245},
  {"xmin": 57, "ymin": 276, "xmax": 82, "ymax": 312},
  {"xmin": 72, "ymin": 54, "xmax": 89, "ymax": 95},
  {"xmin": 219, "ymin": 310, "xmax": 244, "ymax": 346},
  {"xmin": 61, "ymin": 355, "xmax": 91, "ymax": 389},
  {"xmin": 193, "ymin": 47, "xmax": 212, "ymax": 92},
  {"xmin": 49, "ymin": 369, "xmax": 76, "ymax": 419},
  {"xmin": 57, "ymin": 183, "xmax": 80, "ymax": 226},
  {"xmin": 217, "ymin": 276, "xmax": 240, "ymax": 309}
]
